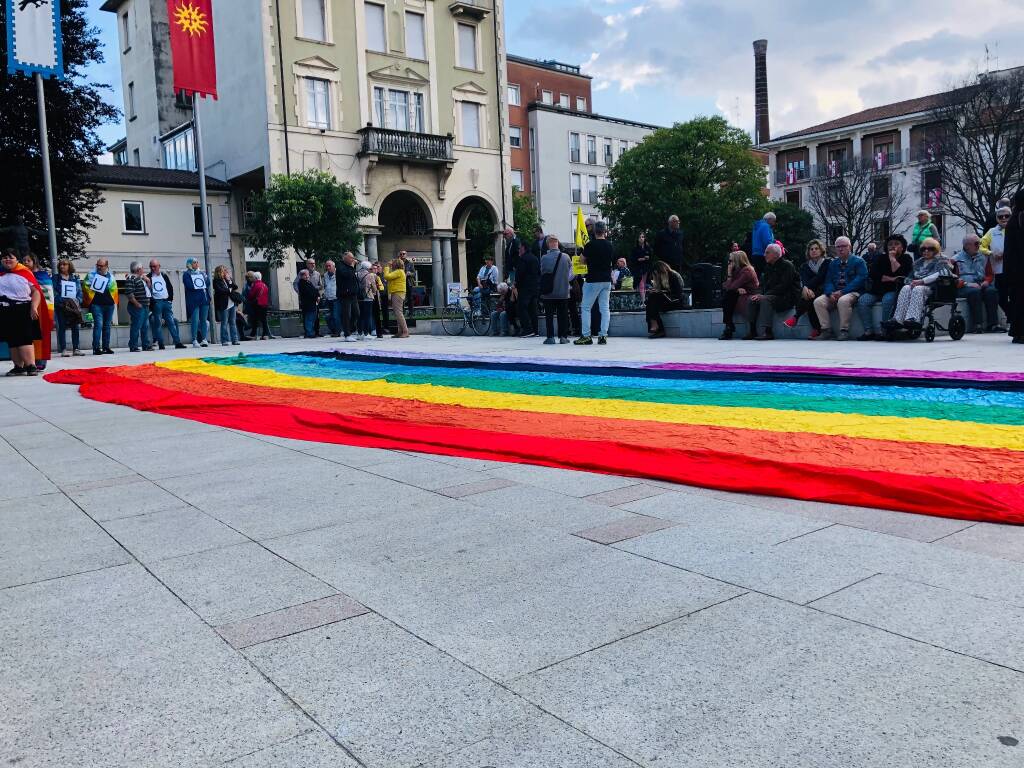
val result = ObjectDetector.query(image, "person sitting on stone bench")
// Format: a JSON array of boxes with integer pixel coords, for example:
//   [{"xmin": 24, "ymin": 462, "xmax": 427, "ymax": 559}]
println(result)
[
  {"xmin": 744, "ymin": 244, "xmax": 800, "ymax": 340},
  {"xmin": 645, "ymin": 260, "xmax": 685, "ymax": 339},
  {"xmin": 883, "ymin": 237, "xmax": 953, "ymax": 336},
  {"xmin": 953, "ymin": 233, "xmax": 1003, "ymax": 333},
  {"xmin": 812, "ymin": 236, "xmax": 867, "ymax": 341}
]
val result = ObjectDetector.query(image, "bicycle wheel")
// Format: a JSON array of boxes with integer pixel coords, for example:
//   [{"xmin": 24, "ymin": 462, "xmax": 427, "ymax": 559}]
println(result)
[
  {"xmin": 471, "ymin": 307, "xmax": 492, "ymax": 335},
  {"xmin": 440, "ymin": 304, "xmax": 467, "ymax": 336}
]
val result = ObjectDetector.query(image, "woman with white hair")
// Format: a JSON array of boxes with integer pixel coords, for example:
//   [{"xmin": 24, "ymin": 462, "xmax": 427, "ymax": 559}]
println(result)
[
  {"xmin": 247, "ymin": 271, "xmax": 272, "ymax": 340},
  {"xmin": 909, "ymin": 210, "xmax": 939, "ymax": 255},
  {"xmin": 356, "ymin": 260, "xmax": 378, "ymax": 341},
  {"xmin": 883, "ymin": 237, "xmax": 952, "ymax": 334},
  {"xmin": 982, "ymin": 204, "xmax": 1013, "ymax": 320}
]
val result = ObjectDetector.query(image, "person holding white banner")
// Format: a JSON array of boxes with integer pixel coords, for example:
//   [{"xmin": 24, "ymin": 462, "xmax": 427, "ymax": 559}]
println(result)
[
  {"xmin": 53, "ymin": 259, "xmax": 84, "ymax": 357},
  {"xmin": 84, "ymin": 259, "xmax": 117, "ymax": 355}
]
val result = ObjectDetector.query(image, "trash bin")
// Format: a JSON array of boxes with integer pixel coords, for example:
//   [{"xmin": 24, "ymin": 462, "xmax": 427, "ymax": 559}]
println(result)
[{"xmin": 690, "ymin": 263, "xmax": 723, "ymax": 309}]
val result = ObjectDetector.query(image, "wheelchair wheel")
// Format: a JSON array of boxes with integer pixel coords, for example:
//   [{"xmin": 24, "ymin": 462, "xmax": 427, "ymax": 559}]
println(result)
[
  {"xmin": 440, "ymin": 304, "xmax": 467, "ymax": 336},
  {"xmin": 949, "ymin": 314, "xmax": 966, "ymax": 341},
  {"xmin": 924, "ymin": 324, "xmax": 936, "ymax": 343}
]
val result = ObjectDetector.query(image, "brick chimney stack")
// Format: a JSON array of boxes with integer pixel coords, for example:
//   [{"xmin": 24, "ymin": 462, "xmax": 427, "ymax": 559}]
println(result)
[{"xmin": 753, "ymin": 39, "xmax": 770, "ymax": 145}]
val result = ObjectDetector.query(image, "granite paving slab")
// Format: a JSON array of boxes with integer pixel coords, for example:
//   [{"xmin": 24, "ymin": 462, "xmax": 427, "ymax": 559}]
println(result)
[
  {"xmin": 217, "ymin": 593, "xmax": 369, "ymax": 649},
  {"xmin": 102, "ymin": 505, "xmax": 249, "ymax": 562}
]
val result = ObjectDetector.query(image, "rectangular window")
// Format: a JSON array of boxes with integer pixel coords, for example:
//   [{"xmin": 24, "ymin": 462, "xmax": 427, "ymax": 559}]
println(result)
[
  {"xmin": 570, "ymin": 173, "xmax": 581, "ymax": 203},
  {"xmin": 389, "ymin": 89, "xmax": 409, "ymax": 131},
  {"xmin": 603, "ymin": 139, "xmax": 613, "ymax": 165},
  {"xmin": 619, "ymin": 141, "xmax": 628, "ymax": 158},
  {"xmin": 132, "ymin": 148, "xmax": 140, "ymax": 166},
  {"xmin": 374, "ymin": 87, "xmax": 423, "ymax": 132},
  {"xmin": 569, "ymin": 132, "xmax": 580, "ymax": 163},
  {"xmin": 509, "ymin": 126, "xmax": 522, "ymax": 148},
  {"xmin": 405, "ymin": 12, "xmax": 425, "ymax": 59},
  {"xmin": 412, "ymin": 92, "xmax": 424, "ymax": 133},
  {"xmin": 588, "ymin": 175, "xmax": 599, "ymax": 204},
  {"xmin": 576, "ymin": 96, "xmax": 587, "ymax": 111},
  {"xmin": 365, "ymin": 3, "xmax": 386, "ymax": 52},
  {"xmin": 785, "ymin": 189, "xmax": 801, "ymax": 206},
  {"xmin": 122, "ymin": 201, "xmax": 145, "ymax": 233},
  {"xmin": 128, "ymin": 82, "xmax": 136, "ymax": 119},
  {"xmin": 559, "ymin": 93, "xmax": 570, "ymax": 108},
  {"xmin": 507, "ymin": 84, "xmax": 520, "ymax": 106},
  {"xmin": 192, "ymin": 204, "xmax": 213, "ymax": 235},
  {"xmin": 541, "ymin": 89, "xmax": 553, "ymax": 105},
  {"xmin": 460, "ymin": 102, "xmax": 481, "ymax": 147},
  {"xmin": 304, "ymin": 77, "xmax": 331, "ymax": 130},
  {"xmin": 121, "ymin": 12, "xmax": 130, "ymax": 51},
  {"xmin": 373, "ymin": 86, "xmax": 386, "ymax": 127},
  {"xmin": 872, "ymin": 176, "xmax": 891, "ymax": 201},
  {"xmin": 511, "ymin": 169, "xmax": 524, "ymax": 190},
  {"xmin": 162, "ymin": 129, "xmax": 196, "ymax": 171},
  {"xmin": 586, "ymin": 135, "xmax": 597, "ymax": 164},
  {"xmin": 457, "ymin": 22, "xmax": 478, "ymax": 69},
  {"xmin": 301, "ymin": 0, "xmax": 327, "ymax": 41}
]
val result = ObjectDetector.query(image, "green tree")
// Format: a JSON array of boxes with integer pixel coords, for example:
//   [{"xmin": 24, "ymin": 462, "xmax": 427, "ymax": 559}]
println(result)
[
  {"xmin": 0, "ymin": 0, "xmax": 119, "ymax": 263},
  {"xmin": 246, "ymin": 170, "xmax": 372, "ymax": 266},
  {"xmin": 600, "ymin": 116, "xmax": 767, "ymax": 266},
  {"xmin": 511, "ymin": 189, "xmax": 543, "ymax": 244},
  {"xmin": 767, "ymin": 201, "xmax": 816, "ymax": 265}
]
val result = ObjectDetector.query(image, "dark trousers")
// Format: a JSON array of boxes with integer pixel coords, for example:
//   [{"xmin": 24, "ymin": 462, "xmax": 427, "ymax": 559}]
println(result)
[
  {"xmin": 358, "ymin": 300, "xmax": 374, "ymax": 336},
  {"xmin": 375, "ymin": 295, "xmax": 388, "ymax": 336},
  {"xmin": 995, "ymin": 274, "xmax": 1010, "ymax": 318},
  {"xmin": 302, "ymin": 308, "xmax": 317, "ymax": 338},
  {"xmin": 518, "ymin": 291, "xmax": 539, "ymax": 335},
  {"xmin": 340, "ymin": 296, "xmax": 358, "ymax": 337},
  {"xmin": 794, "ymin": 294, "xmax": 822, "ymax": 330},
  {"xmin": 646, "ymin": 293, "xmax": 682, "ymax": 332},
  {"xmin": 544, "ymin": 299, "xmax": 569, "ymax": 339},
  {"xmin": 959, "ymin": 285, "xmax": 1000, "ymax": 329},
  {"xmin": 722, "ymin": 290, "xmax": 741, "ymax": 327},
  {"xmin": 324, "ymin": 298, "xmax": 341, "ymax": 335},
  {"xmin": 747, "ymin": 295, "xmax": 783, "ymax": 332},
  {"xmin": 249, "ymin": 306, "xmax": 270, "ymax": 338},
  {"xmin": 750, "ymin": 253, "xmax": 767, "ymax": 279}
]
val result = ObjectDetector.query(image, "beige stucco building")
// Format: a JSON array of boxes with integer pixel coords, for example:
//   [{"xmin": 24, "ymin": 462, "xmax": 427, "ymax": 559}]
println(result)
[{"xmin": 103, "ymin": 0, "xmax": 512, "ymax": 309}]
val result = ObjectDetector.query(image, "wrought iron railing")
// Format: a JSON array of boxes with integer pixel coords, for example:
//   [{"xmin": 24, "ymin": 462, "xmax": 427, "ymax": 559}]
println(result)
[{"xmin": 358, "ymin": 127, "xmax": 454, "ymax": 161}]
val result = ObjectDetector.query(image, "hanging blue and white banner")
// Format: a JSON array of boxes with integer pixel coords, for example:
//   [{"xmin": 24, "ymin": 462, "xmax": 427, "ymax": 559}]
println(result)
[{"xmin": 5, "ymin": 0, "xmax": 64, "ymax": 80}]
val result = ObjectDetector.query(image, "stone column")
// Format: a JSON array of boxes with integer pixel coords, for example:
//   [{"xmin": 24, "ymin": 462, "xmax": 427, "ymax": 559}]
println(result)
[
  {"xmin": 441, "ymin": 236, "xmax": 454, "ymax": 287},
  {"xmin": 431, "ymin": 236, "xmax": 444, "ymax": 309},
  {"xmin": 366, "ymin": 234, "xmax": 379, "ymax": 263},
  {"xmin": 494, "ymin": 232, "xmax": 505, "ymax": 276}
]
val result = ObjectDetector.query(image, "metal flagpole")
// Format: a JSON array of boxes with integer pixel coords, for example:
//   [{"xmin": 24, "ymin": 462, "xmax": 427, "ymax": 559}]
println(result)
[
  {"xmin": 192, "ymin": 93, "xmax": 214, "ymax": 337},
  {"xmin": 34, "ymin": 73, "xmax": 59, "ymax": 267}
]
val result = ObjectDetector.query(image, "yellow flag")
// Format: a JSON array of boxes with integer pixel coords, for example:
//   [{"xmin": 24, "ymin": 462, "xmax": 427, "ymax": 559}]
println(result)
[{"xmin": 574, "ymin": 206, "xmax": 590, "ymax": 249}]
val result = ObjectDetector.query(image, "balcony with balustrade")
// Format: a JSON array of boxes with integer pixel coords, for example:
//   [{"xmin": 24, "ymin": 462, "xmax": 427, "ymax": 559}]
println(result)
[{"xmin": 357, "ymin": 127, "xmax": 457, "ymax": 198}]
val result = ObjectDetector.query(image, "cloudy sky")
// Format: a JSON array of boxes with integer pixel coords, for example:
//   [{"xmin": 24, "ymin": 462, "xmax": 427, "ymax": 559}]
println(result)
[{"xmin": 85, "ymin": 0, "xmax": 1024, "ymax": 147}]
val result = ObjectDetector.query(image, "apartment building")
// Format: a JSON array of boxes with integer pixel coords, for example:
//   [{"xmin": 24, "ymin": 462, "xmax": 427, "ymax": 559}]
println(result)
[
  {"xmin": 103, "ymin": 0, "xmax": 512, "ymax": 309},
  {"xmin": 506, "ymin": 55, "xmax": 592, "ymax": 197}
]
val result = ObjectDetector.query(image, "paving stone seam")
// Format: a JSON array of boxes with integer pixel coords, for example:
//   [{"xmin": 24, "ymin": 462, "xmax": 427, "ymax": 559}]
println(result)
[
  {"xmin": 927, "ymin": 522, "xmax": 979, "ymax": 544},
  {"xmin": 220, "ymin": 728, "xmax": 319, "ymax": 765},
  {"xmin": 0, "ymin": 559, "xmax": 133, "ymax": 593}
]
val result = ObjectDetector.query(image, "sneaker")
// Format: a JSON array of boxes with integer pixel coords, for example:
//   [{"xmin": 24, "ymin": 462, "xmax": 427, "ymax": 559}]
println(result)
[
  {"xmin": 231, "ymin": 341, "xmax": 240, "ymax": 346},
  {"xmin": 5, "ymin": 366, "xmax": 24, "ymax": 377},
  {"xmin": 857, "ymin": 333, "xmax": 876, "ymax": 341},
  {"xmin": 742, "ymin": 331, "xmax": 757, "ymax": 341},
  {"xmin": 718, "ymin": 328, "xmax": 734, "ymax": 340},
  {"xmin": 342, "ymin": 336, "xmax": 357, "ymax": 343},
  {"xmin": 356, "ymin": 334, "xmax": 365, "ymax": 341},
  {"xmin": 222, "ymin": 342, "xmax": 230, "ymax": 347},
  {"xmin": 23, "ymin": 367, "xmax": 38, "ymax": 377},
  {"xmin": 989, "ymin": 324, "xmax": 1007, "ymax": 333},
  {"xmin": 524, "ymin": 332, "xmax": 539, "ymax": 338},
  {"xmin": 142, "ymin": 346, "xmax": 154, "ymax": 351},
  {"xmin": 972, "ymin": 325, "xmax": 985, "ymax": 335},
  {"xmin": 837, "ymin": 329, "xmax": 850, "ymax": 341},
  {"xmin": 158, "ymin": 343, "xmax": 166, "ymax": 350},
  {"xmin": 812, "ymin": 329, "xmax": 833, "ymax": 340},
  {"xmin": 754, "ymin": 330, "xmax": 775, "ymax": 341},
  {"xmin": 61, "ymin": 350, "xmax": 71, "ymax": 358},
  {"xmin": 200, "ymin": 341, "xmax": 209, "ymax": 347},
  {"xmin": 597, "ymin": 336, "xmax": 607, "ymax": 345},
  {"xmin": 559, "ymin": 337, "xmax": 570, "ymax": 344},
  {"xmin": 543, "ymin": 337, "xmax": 556, "ymax": 345},
  {"xmin": 573, "ymin": 336, "xmax": 593, "ymax": 346},
  {"xmin": 129, "ymin": 348, "xmax": 140, "ymax": 352},
  {"xmin": 174, "ymin": 343, "xmax": 187, "ymax": 349},
  {"xmin": 808, "ymin": 329, "xmax": 821, "ymax": 339},
  {"xmin": 783, "ymin": 316, "xmax": 797, "ymax": 329},
  {"xmin": 192, "ymin": 341, "xmax": 200, "ymax": 348},
  {"xmin": 102, "ymin": 349, "xmax": 115, "ymax": 355},
  {"xmin": 94, "ymin": 350, "xmax": 104, "ymax": 355},
  {"xmin": 72, "ymin": 349, "xmax": 85, "ymax": 357}
]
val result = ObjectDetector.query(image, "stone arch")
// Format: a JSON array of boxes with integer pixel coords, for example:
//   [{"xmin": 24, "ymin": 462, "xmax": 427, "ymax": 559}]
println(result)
[
  {"xmin": 376, "ymin": 188, "xmax": 436, "ymax": 310},
  {"xmin": 451, "ymin": 193, "xmax": 501, "ymax": 287}
]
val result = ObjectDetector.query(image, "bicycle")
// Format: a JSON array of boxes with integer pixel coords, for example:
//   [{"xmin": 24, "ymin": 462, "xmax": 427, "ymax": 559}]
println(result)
[{"xmin": 440, "ymin": 290, "xmax": 493, "ymax": 336}]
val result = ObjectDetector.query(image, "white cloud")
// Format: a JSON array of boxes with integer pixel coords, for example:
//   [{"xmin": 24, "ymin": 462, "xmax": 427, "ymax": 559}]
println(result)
[{"xmin": 516, "ymin": 0, "xmax": 1024, "ymax": 135}]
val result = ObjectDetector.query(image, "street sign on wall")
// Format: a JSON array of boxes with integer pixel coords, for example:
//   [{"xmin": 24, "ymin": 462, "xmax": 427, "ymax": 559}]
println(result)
[{"xmin": 5, "ymin": 0, "xmax": 64, "ymax": 80}]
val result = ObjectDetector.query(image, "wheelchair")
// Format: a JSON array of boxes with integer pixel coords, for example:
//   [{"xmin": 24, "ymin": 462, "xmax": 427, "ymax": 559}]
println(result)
[{"xmin": 881, "ymin": 275, "xmax": 966, "ymax": 342}]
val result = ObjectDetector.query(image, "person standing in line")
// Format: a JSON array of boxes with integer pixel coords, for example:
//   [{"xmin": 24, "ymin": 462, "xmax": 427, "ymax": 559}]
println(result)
[
  {"xmin": 322, "ymin": 260, "xmax": 340, "ymax": 337},
  {"xmin": 653, "ymin": 215, "xmax": 685, "ymax": 274},
  {"xmin": 356, "ymin": 260, "xmax": 377, "ymax": 341},
  {"xmin": 515, "ymin": 243, "xmax": 541, "ymax": 338},
  {"xmin": 1003, "ymin": 191, "xmax": 1024, "ymax": 344},
  {"xmin": 148, "ymin": 259, "xmax": 186, "ymax": 349},
  {"xmin": 750, "ymin": 212, "xmax": 776, "ymax": 277},
  {"xmin": 247, "ymin": 272, "xmax": 272, "ymax": 339},
  {"xmin": 575, "ymin": 220, "xmax": 615, "ymax": 345},
  {"xmin": 212, "ymin": 265, "xmax": 240, "ymax": 346},
  {"xmin": 982, "ymin": 205, "xmax": 1012, "ymax": 322},
  {"xmin": 0, "ymin": 248, "xmax": 42, "ymax": 375},
  {"xmin": 630, "ymin": 232, "xmax": 653, "ymax": 303},
  {"xmin": 540, "ymin": 235, "xmax": 572, "ymax": 344},
  {"xmin": 502, "ymin": 226, "xmax": 522, "ymax": 277},
  {"xmin": 292, "ymin": 258, "xmax": 323, "ymax": 336},
  {"xmin": 531, "ymin": 225, "xmax": 546, "ymax": 257},
  {"xmin": 371, "ymin": 262, "xmax": 387, "ymax": 338},
  {"xmin": 84, "ymin": 257, "xmax": 118, "ymax": 355},
  {"xmin": 383, "ymin": 258, "xmax": 410, "ymax": 338},
  {"xmin": 182, "ymin": 257, "xmax": 210, "ymax": 348},
  {"xmin": 337, "ymin": 251, "xmax": 360, "ymax": 342},
  {"xmin": 296, "ymin": 270, "xmax": 320, "ymax": 338},
  {"xmin": 53, "ymin": 259, "xmax": 84, "ymax": 357},
  {"xmin": 125, "ymin": 262, "xmax": 154, "ymax": 352}
]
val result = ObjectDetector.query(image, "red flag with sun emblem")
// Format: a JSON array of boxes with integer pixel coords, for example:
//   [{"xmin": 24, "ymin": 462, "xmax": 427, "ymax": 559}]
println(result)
[{"xmin": 166, "ymin": 0, "xmax": 218, "ymax": 99}]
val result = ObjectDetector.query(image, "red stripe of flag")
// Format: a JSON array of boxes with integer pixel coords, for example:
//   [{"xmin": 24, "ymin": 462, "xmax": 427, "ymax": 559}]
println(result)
[{"xmin": 166, "ymin": 0, "xmax": 218, "ymax": 99}]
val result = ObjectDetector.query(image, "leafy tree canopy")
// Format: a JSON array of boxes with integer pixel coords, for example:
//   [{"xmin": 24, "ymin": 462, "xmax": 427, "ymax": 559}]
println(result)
[
  {"xmin": 245, "ymin": 171, "xmax": 372, "ymax": 266},
  {"xmin": 0, "ymin": 0, "xmax": 119, "ymax": 264},
  {"xmin": 511, "ymin": 190, "xmax": 542, "ymax": 244},
  {"xmin": 600, "ymin": 116, "xmax": 768, "ymax": 266}
]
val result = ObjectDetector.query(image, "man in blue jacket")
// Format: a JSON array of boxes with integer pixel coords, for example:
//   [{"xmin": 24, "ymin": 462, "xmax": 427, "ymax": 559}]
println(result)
[
  {"xmin": 751, "ymin": 212, "xmax": 776, "ymax": 276},
  {"xmin": 812, "ymin": 236, "xmax": 867, "ymax": 340}
]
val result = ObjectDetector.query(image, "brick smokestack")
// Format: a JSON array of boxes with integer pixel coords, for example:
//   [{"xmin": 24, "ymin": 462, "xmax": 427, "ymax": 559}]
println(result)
[{"xmin": 753, "ymin": 39, "xmax": 770, "ymax": 145}]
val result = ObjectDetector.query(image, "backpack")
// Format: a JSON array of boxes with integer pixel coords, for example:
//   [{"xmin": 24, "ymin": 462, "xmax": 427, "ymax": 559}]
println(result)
[{"xmin": 540, "ymin": 253, "xmax": 564, "ymax": 295}]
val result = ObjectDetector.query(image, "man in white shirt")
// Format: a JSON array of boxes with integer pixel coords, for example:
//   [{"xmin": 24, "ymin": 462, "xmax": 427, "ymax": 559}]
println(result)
[{"xmin": 148, "ymin": 259, "xmax": 186, "ymax": 349}]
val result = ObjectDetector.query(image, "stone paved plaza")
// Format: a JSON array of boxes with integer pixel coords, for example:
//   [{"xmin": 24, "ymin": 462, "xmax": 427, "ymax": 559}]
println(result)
[{"xmin": 2, "ymin": 334, "xmax": 1024, "ymax": 767}]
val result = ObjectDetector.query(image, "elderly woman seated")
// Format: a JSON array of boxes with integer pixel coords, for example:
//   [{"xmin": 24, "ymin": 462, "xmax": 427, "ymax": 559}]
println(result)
[{"xmin": 882, "ymin": 237, "xmax": 953, "ymax": 334}]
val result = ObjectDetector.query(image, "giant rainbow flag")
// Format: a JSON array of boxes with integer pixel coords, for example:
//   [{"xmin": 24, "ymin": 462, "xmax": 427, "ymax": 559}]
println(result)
[{"xmin": 46, "ymin": 351, "xmax": 1024, "ymax": 524}]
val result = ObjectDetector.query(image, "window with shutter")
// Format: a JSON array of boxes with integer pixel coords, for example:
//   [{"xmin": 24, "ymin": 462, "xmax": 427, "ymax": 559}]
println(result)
[
  {"xmin": 457, "ymin": 23, "xmax": 477, "ymax": 69},
  {"xmin": 405, "ymin": 12, "xmax": 425, "ymax": 59},
  {"xmin": 301, "ymin": 0, "xmax": 326, "ymax": 41},
  {"xmin": 365, "ymin": 3, "xmax": 386, "ymax": 52},
  {"xmin": 460, "ymin": 102, "xmax": 481, "ymax": 147}
]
